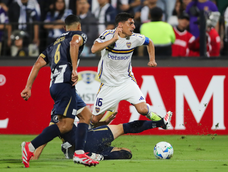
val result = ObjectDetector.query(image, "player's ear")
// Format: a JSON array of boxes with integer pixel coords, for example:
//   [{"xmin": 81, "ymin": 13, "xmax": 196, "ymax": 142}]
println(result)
[
  {"xmin": 77, "ymin": 23, "xmax": 82, "ymax": 31},
  {"xmin": 63, "ymin": 26, "xmax": 66, "ymax": 31},
  {"xmin": 118, "ymin": 22, "xmax": 123, "ymax": 28}
]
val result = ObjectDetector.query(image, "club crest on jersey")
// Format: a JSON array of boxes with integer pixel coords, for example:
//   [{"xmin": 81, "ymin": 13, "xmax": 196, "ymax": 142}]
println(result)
[
  {"xmin": 95, "ymin": 107, "xmax": 100, "ymax": 113},
  {"xmin": 126, "ymin": 42, "xmax": 131, "ymax": 48}
]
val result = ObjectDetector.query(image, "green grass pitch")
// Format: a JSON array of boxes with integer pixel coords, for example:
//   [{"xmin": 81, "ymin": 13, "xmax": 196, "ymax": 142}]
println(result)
[{"xmin": 0, "ymin": 135, "xmax": 228, "ymax": 172}]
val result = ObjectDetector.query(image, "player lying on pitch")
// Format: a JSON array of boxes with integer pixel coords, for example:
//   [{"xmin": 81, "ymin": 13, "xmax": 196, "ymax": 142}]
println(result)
[
  {"xmin": 59, "ymin": 115, "xmax": 172, "ymax": 160},
  {"xmin": 26, "ymin": 100, "xmax": 172, "ymax": 161}
]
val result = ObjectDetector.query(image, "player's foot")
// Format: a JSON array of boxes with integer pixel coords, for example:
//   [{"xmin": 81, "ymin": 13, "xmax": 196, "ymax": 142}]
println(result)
[
  {"xmin": 90, "ymin": 153, "xmax": 104, "ymax": 161},
  {"xmin": 147, "ymin": 112, "xmax": 162, "ymax": 121},
  {"xmin": 21, "ymin": 142, "xmax": 34, "ymax": 168},
  {"xmin": 73, "ymin": 152, "xmax": 99, "ymax": 167},
  {"xmin": 161, "ymin": 111, "xmax": 172, "ymax": 129}
]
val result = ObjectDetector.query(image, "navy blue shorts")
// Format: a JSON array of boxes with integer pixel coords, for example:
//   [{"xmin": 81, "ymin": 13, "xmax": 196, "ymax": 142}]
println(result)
[
  {"xmin": 61, "ymin": 125, "xmax": 114, "ymax": 156},
  {"xmin": 85, "ymin": 126, "xmax": 114, "ymax": 155},
  {"xmin": 50, "ymin": 83, "xmax": 77, "ymax": 119},
  {"xmin": 50, "ymin": 91, "xmax": 86, "ymax": 123}
]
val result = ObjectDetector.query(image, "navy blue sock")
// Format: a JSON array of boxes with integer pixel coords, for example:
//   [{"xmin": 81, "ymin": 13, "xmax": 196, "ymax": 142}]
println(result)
[
  {"xmin": 123, "ymin": 120, "xmax": 164, "ymax": 134},
  {"xmin": 104, "ymin": 150, "xmax": 132, "ymax": 160},
  {"xmin": 31, "ymin": 124, "xmax": 61, "ymax": 149},
  {"xmin": 60, "ymin": 125, "xmax": 77, "ymax": 145},
  {"xmin": 75, "ymin": 123, "xmax": 88, "ymax": 151}
]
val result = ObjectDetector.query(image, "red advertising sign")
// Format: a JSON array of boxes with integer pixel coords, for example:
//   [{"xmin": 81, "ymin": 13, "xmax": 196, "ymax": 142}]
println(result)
[{"xmin": 0, "ymin": 67, "xmax": 227, "ymax": 135}]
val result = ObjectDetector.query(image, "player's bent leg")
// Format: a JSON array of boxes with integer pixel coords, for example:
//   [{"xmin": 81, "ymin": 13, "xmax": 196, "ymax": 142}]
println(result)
[
  {"xmin": 57, "ymin": 116, "xmax": 74, "ymax": 134},
  {"xmin": 134, "ymin": 102, "xmax": 148, "ymax": 115},
  {"xmin": 73, "ymin": 111, "xmax": 99, "ymax": 166},
  {"xmin": 134, "ymin": 102, "xmax": 162, "ymax": 121},
  {"xmin": 77, "ymin": 106, "xmax": 92, "ymax": 124},
  {"xmin": 21, "ymin": 123, "xmax": 62, "ymax": 168},
  {"xmin": 104, "ymin": 147, "xmax": 132, "ymax": 160}
]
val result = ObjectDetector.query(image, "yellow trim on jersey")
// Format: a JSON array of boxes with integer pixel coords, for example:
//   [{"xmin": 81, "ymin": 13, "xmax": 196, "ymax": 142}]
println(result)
[
  {"xmin": 98, "ymin": 65, "xmax": 103, "ymax": 79},
  {"xmin": 63, "ymin": 97, "xmax": 72, "ymax": 116},
  {"xmin": 106, "ymin": 47, "xmax": 134, "ymax": 54},
  {"xmin": 49, "ymin": 122, "xmax": 55, "ymax": 126},
  {"xmin": 97, "ymin": 83, "xmax": 104, "ymax": 95},
  {"xmin": 91, "ymin": 127, "xmax": 109, "ymax": 132},
  {"xmin": 40, "ymin": 53, "xmax": 46, "ymax": 58},
  {"xmin": 128, "ymin": 70, "xmax": 136, "ymax": 83},
  {"xmin": 102, "ymin": 30, "xmax": 115, "ymax": 37}
]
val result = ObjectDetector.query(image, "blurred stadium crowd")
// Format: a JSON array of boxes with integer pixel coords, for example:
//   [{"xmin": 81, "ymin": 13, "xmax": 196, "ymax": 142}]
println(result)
[{"xmin": 0, "ymin": 0, "xmax": 228, "ymax": 58}]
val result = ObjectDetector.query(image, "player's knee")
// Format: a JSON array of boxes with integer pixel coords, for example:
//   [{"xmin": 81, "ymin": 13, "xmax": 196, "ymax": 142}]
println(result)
[
  {"xmin": 57, "ymin": 122, "xmax": 73, "ymax": 134},
  {"xmin": 136, "ymin": 104, "xmax": 148, "ymax": 115}
]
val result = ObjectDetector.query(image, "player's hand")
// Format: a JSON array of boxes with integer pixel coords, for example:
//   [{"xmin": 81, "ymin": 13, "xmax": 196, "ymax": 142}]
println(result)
[
  {"xmin": 113, "ymin": 27, "xmax": 122, "ymax": 41},
  {"xmin": 148, "ymin": 61, "xmax": 157, "ymax": 67},
  {"xmin": 105, "ymin": 112, "xmax": 117, "ymax": 124},
  {"xmin": 71, "ymin": 70, "xmax": 78, "ymax": 86},
  {"xmin": 21, "ymin": 87, "xmax": 31, "ymax": 101}
]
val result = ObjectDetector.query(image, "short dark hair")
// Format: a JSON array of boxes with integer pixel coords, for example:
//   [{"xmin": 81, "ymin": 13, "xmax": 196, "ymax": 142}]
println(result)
[
  {"xmin": 115, "ymin": 12, "xmax": 134, "ymax": 26},
  {"xmin": 150, "ymin": 7, "xmax": 163, "ymax": 21},
  {"xmin": 65, "ymin": 15, "xmax": 81, "ymax": 26}
]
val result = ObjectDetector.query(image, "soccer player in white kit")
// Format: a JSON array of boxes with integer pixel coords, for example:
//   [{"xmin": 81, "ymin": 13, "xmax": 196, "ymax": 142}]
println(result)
[{"xmin": 91, "ymin": 12, "xmax": 172, "ymax": 126}]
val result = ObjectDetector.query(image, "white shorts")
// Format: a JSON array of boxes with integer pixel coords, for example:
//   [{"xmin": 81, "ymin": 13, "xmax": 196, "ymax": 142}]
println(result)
[{"xmin": 92, "ymin": 79, "xmax": 145, "ymax": 115}]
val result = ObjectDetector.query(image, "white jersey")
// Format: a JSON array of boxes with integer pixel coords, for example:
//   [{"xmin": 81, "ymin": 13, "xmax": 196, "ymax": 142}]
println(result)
[{"xmin": 95, "ymin": 29, "xmax": 149, "ymax": 86}]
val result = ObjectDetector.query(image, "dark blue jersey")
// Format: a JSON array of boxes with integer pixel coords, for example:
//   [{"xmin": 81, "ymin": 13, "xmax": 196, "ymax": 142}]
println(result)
[{"xmin": 40, "ymin": 31, "xmax": 87, "ymax": 84}]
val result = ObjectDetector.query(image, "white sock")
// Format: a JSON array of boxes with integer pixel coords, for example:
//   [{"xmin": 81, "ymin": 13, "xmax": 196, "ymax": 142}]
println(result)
[
  {"xmin": 75, "ymin": 150, "xmax": 85, "ymax": 154},
  {"xmin": 28, "ymin": 143, "xmax": 35, "ymax": 152}
]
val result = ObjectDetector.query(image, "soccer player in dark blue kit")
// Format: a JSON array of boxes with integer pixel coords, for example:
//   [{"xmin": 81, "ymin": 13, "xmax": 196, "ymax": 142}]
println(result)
[{"xmin": 20, "ymin": 15, "xmax": 99, "ymax": 167}]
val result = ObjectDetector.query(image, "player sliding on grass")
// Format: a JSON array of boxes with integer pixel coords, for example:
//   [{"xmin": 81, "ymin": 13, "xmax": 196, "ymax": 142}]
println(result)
[
  {"xmin": 29, "ymin": 110, "xmax": 172, "ymax": 160},
  {"xmin": 26, "ymin": 87, "xmax": 172, "ymax": 161},
  {"xmin": 20, "ymin": 15, "xmax": 99, "ymax": 168},
  {"xmin": 90, "ymin": 12, "xmax": 172, "ymax": 126}
]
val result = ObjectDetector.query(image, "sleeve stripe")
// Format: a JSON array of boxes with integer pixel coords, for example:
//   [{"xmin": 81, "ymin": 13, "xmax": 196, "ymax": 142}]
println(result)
[{"xmin": 143, "ymin": 37, "xmax": 150, "ymax": 45}]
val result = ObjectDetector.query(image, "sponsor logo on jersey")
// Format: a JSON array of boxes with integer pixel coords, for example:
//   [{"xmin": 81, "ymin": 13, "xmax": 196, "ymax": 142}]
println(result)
[
  {"xmin": 77, "ymin": 71, "xmax": 101, "ymax": 112},
  {"xmin": 108, "ymin": 54, "xmax": 130, "ymax": 60},
  {"xmin": 126, "ymin": 42, "xmax": 131, "ymax": 48}
]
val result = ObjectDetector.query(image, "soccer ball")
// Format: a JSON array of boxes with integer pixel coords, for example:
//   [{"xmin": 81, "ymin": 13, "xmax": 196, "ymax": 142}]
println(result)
[{"xmin": 154, "ymin": 141, "xmax": 174, "ymax": 159}]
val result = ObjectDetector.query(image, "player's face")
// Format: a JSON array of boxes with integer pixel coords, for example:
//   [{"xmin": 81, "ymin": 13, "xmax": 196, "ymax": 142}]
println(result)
[{"xmin": 122, "ymin": 18, "xmax": 135, "ymax": 37}]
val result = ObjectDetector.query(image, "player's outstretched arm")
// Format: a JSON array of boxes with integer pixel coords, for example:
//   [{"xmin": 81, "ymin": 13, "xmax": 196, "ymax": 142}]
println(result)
[
  {"xmin": 146, "ymin": 39, "xmax": 157, "ymax": 67},
  {"xmin": 21, "ymin": 56, "xmax": 47, "ymax": 101},
  {"xmin": 91, "ymin": 27, "xmax": 122, "ymax": 53},
  {"xmin": 70, "ymin": 35, "xmax": 83, "ymax": 86}
]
